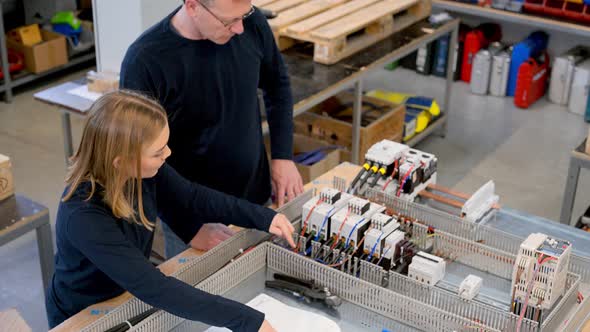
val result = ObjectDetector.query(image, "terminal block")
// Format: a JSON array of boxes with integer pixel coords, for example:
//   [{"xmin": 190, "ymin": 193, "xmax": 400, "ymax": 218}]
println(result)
[
  {"xmin": 363, "ymin": 213, "xmax": 400, "ymax": 258},
  {"xmin": 301, "ymin": 188, "xmax": 353, "ymax": 241},
  {"xmin": 330, "ymin": 198, "xmax": 384, "ymax": 250}
]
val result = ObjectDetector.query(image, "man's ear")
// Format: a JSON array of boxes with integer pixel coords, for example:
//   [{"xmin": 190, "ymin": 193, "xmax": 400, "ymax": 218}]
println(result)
[
  {"xmin": 185, "ymin": 0, "xmax": 198, "ymax": 15},
  {"xmin": 113, "ymin": 156, "xmax": 121, "ymax": 169}
]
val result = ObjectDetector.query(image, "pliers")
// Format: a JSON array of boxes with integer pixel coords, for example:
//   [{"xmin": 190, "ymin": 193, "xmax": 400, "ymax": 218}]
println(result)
[{"xmin": 265, "ymin": 273, "xmax": 342, "ymax": 308}]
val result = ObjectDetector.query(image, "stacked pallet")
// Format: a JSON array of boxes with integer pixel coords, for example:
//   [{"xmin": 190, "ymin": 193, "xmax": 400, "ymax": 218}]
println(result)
[{"xmin": 257, "ymin": 0, "xmax": 432, "ymax": 64}]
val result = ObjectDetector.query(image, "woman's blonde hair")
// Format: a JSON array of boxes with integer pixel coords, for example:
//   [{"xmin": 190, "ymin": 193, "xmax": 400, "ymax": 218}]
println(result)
[{"xmin": 63, "ymin": 90, "xmax": 168, "ymax": 231}]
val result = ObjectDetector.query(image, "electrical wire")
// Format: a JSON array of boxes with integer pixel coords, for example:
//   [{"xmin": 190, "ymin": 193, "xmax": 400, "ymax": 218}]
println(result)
[
  {"xmin": 329, "ymin": 228, "xmax": 371, "ymax": 267},
  {"xmin": 376, "ymin": 246, "xmax": 392, "ymax": 266},
  {"xmin": 345, "ymin": 218, "xmax": 366, "ymax": 249},
  {"xmin": 367, "ymin": 231, "xmax": 384, "ymax": 261},
  {"xmin": 382, "ymin": 159, "xmax": 399, "ymax": 191},
  {"xmin": 357, "ymin": 165, "xmax": 378, "ymax": 193},
  {"xmin": 396, "ymin": 165, "xmax": 414, "ymax": 197},
  {"xmin": 330, "ymin": 207, "xmax": 352, "ymax": 250},
  {"xmin": 516, "ymin": 255, "xmax": 556, "ymax": 332},
  {"xmin": 410, "ymin": 233, "xmax": 438, "ymax": 248},
  {"xmin": 369, "ymin": 166, "xmax": 386, "ymax": 188},
  {"xmin": 314, "ymin": 207, "xmax": 335, "ymax": 242},
  {"xmin": 348, "ymin": 162, "xmax": 371, "ymax": 193},
  {"xmin": 295, "ymin": 197, "xmax": 324, "ymax": 252}
]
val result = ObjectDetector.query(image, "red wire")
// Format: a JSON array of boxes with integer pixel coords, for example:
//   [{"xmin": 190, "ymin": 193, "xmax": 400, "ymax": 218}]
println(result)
[
  {"xmin": 330, "ymin": 207, "xmax": 352, "ymax": 250},
  {"xmin": 329, "ymin": 228, "xmax": 370, "ymax": 267},
  {"xmin": 294, "ymin": 197, "xmax": 324, "ymax": 252},
  {"xmin": 383, "ymin": 159, "xmax": 399, "ymax": 191},
  {"xmin": 396, "ymin": 165, "xmax": 414, "ymax": 197},
  {"xmin": 516, "ymin": 254, "xmax": 557, "ymax": 332}
]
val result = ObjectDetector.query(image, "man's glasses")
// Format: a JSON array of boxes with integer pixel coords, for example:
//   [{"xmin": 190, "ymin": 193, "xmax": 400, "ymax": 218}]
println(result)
[{"xmin": 197, "ymin": 1, "xmax": 255, "ymax": 28}]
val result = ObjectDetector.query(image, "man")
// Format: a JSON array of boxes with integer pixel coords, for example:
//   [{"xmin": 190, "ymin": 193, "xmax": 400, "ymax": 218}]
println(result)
[{"xmin": 120, "ymin": 0, "xmax": 303, "ymax": 257}]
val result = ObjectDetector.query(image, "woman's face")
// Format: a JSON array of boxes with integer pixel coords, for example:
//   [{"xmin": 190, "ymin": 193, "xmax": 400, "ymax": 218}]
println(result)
[{"xmin": 141, "ymin": 125, "xmax": 172, "ymax": 178}]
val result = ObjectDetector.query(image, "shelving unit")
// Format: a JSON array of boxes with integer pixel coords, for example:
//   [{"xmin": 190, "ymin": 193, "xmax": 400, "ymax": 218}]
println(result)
[
  {"xmin": 0, "ymin": 1, "xmax": 95, "ymax": 102},
  {"xmin": 284, "ymin": 18, "xmax": 459, "ymax": 162},
  {"xmin": 433, "ymin": 0, "xmax": 590, "ymax": 37}
]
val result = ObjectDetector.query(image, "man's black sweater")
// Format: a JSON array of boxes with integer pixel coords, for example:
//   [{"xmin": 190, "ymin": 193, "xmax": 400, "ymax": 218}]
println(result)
[{"xmin": 120, "ymin": 7, "xmax": 294, "ymax": 205}]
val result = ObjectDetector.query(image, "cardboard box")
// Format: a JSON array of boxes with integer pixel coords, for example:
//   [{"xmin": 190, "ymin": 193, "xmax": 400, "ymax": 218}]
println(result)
[
  {"xmin": 6, "ymin": 29, "xmax": 67, "ymax": 74},
  {"xmin": 586, "ymin": 128, "xmax": 590, "ymax": 155},
  {"xmin": 265, "ymin": 134, "xmax": 340, "ymax": 184},
  {"xmin": 7, "ymin": 24, "xmax": 42, "ymax": 46},
  {"xmin": 293, "ymin": 135, "xmax": 341, "ymax": 184},
  {"xmin": 0, "ymin": 154, "xmax": 14, "ymax": 201},
  {"xmin": 294, "ymin": 92, "xmax": 405, "ymax": 162}
]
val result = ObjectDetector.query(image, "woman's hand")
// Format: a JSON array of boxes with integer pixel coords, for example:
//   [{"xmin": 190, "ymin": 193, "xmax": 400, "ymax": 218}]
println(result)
[
  {"xmin": 268, "ymin": 214, "xmax": 296, "ymax": 248},
  {"xmin": 258, "ymin": 320, "xmax": 277, "ymax": 332}
]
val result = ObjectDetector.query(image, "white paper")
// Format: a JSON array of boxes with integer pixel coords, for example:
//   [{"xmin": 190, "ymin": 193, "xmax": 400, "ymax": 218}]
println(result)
[
  {"xmin": 67, "ymin": 85, "xmax": 103, "ymax": 102},
  {"xmin": 205, "ymin": 294, "xmax": 340, "ymax": 332}
]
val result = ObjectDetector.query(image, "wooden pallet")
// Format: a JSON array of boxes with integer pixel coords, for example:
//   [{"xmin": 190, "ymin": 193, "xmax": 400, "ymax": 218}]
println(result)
[{"xmin": 260, "ymin": 0, "xmax": 432, "ymax": 64}]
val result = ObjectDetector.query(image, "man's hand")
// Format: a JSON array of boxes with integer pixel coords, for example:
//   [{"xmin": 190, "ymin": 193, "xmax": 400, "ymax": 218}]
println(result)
[
  {"xmin": 269, "ymin": 214, "xmax": 296, "ymax": 248},
  {"xmin": 271, "ymin": 159, "xmax": 304, "ymax": 207},
  {"xmin": 189, "ymin": 223, "xmax": 235, "ymax": 251}
]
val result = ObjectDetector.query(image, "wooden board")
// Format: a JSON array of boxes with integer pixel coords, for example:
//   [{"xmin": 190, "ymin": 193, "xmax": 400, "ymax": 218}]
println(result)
[
  {"xmin": 310, "ymin": 0, "xmax": 418, "ymax": 40},
  {"xmin": 268, "ymin": 0, "xmax": 348, "ymax": 33},
  {"xmin": 253, "ymin": 0, "xmax": 278, "ymax": 7},
  {"xmin": 284, "ymin": 0, "xmax": 380, "ymax": 37},
  {"xmin": 266, "ymin": 0, "xmax": 432, "ymax": 64},
  {"xmin": 265, "ymin": 0, "xmax": 310, "ymax": 13}
]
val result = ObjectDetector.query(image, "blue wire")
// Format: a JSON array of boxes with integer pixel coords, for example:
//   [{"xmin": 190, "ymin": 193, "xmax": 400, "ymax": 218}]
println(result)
[
  {"xmin": 305, "ymin": 246, "xmax": 312, "ymax": 256},
  {"xmin": 345, "ymin": 218, "xmax": 365, "ymax": 249},
  {"xmin": 315, "ymin": 207, "xmax": 335, "ymax": 242},
  {"xmin": 377, "ymin": 246, "xmax": 392, "ymax": 266},
  {"xmin": 367, "ymin": 231, "xmax": 384, "ymax": 261}
]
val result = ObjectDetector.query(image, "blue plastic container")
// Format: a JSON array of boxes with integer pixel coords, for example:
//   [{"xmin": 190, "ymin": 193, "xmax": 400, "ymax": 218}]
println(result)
[{"xmin": 507, "ymin": 31, "xmax": 548, "ymax": 96}]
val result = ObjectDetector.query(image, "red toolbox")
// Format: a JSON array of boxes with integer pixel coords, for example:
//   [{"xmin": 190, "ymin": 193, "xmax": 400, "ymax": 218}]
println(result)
[{"xmin": 514, "ymin": 52, "xmax": 550, "ymax": 109}]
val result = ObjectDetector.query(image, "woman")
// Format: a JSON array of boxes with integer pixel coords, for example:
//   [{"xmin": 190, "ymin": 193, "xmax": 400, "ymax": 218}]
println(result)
[{"xmin": 46, "ymin": 90, "xmax": 295, "ymax": 331}]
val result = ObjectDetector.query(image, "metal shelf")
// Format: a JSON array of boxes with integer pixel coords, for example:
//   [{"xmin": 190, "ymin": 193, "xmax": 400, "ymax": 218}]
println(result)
[
  {"xmin": 406, "ymin": 114, "xmax": 447, "ymax": 147},
  {"xmin": 0, "ymin": 52, "xmax": 95, "ymax": 94},
  {"xmin": 0, "ymin": 1, "xmax": 96, "ymax": 102},
  {"xmin": 433, "ymin": 0, "xmax": 590, "ymax": 37}
]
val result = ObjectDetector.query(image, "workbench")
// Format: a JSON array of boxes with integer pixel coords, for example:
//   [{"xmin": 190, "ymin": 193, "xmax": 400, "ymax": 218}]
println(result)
[
  {"xmin": 34, "ymin": 18, "xmax": 459, "ymax": 166},
  {"xmin": 51, "ymin": 162, "xmax": 590, "ymax": 332},
  {"xmin": 0, "ymin": 194, "xmax": 53, "ymax": 299},
  {"xmin": 560, "ymin": 139, "xmax": 590, "ymax": 226}
]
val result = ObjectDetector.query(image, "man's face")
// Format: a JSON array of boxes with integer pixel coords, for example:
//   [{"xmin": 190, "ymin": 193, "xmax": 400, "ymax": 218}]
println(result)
[{"xmin": 188, "ymin": 0, "xmax": 253, "ymax": 44}]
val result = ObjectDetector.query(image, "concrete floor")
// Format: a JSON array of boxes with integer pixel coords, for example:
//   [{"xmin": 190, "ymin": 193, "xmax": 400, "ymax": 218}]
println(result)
[{"xmin": 1, "ymin": 66, "xmax": 589, "ymax": 331}]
